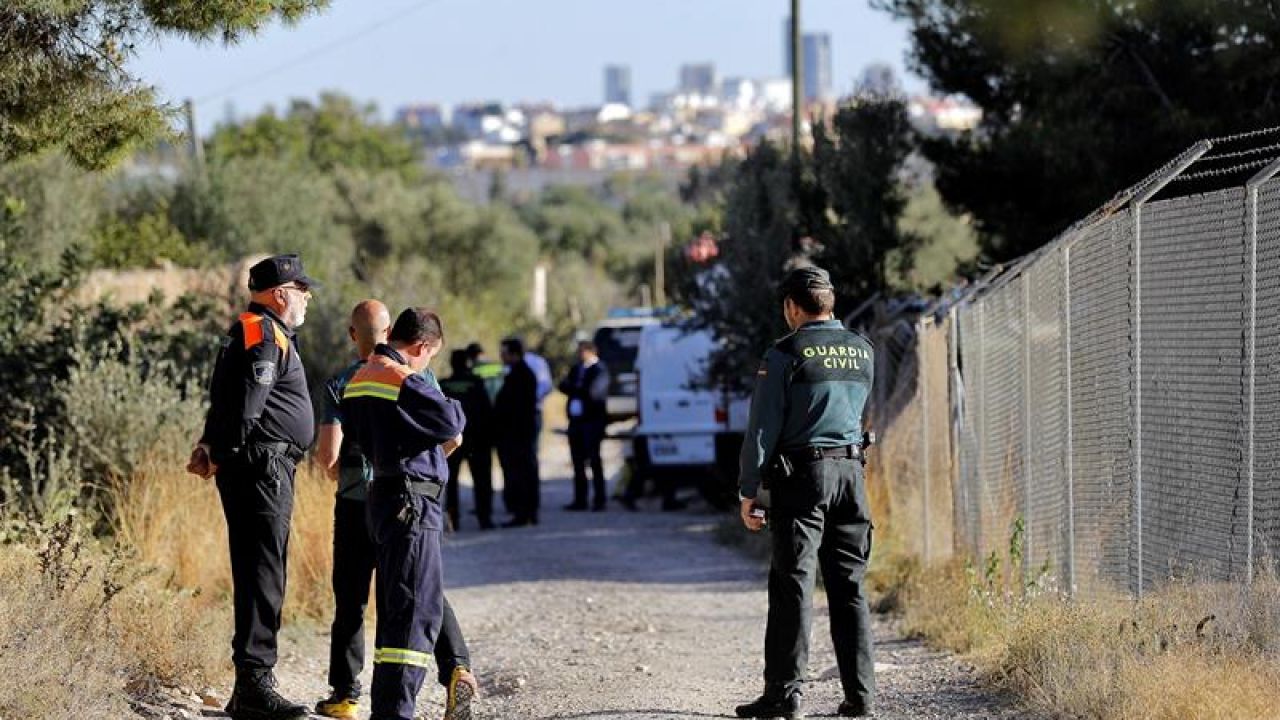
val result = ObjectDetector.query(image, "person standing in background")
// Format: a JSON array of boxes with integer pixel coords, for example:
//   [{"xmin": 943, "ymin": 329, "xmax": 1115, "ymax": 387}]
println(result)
[
  {"xmin": 465, "ymin": 342, "xmax": 504, "ymax": 404},
  {"xmin": 559, "ymin": 340, "xmax": 611, "ymax": 511},
  {"xmin": 495, "ymin": 337, "xmax": 540, "ymax": 527},
  {"xmin": 441, "ymin": 349, "xmax": 496, "ymax": 530}
]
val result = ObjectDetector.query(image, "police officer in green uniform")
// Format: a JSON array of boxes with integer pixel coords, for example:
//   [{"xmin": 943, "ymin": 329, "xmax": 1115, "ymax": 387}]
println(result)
[{"xmin": 735, "ymin": 266, "xmax": 876, "ymax": 720}]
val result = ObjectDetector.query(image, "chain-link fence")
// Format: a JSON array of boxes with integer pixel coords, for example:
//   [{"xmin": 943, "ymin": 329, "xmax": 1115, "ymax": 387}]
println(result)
[{"xmin": 871, "ymin": 130, "xmax": 1280, "ymax": 596}]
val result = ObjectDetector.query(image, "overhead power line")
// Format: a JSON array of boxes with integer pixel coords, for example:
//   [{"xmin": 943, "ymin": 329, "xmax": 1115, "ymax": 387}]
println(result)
[{"xmin": 194, "ymin": 0, "xmax": 445, "ymax": 106}]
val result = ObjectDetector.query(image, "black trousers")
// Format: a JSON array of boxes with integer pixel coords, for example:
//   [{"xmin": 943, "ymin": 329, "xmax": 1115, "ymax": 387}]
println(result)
[
  {"xmin": 764, "ymin": 458, "xmax": 875, "ymax": 708},
  {"xmin": 215, "ymin": 448, "xmax": 295, "ymax": 670},
  {"xmin": 498, "ymin": 436, "xmax": 540, "ymax": 521},
  {"xmin": 328, "ymin": 498, "xmax": 471, "ymax": 697},
  {"xmin": 367, "ymin": 482, "xmax": 446, "ymax": 720},
  {"xmin": 445, "ymin": 439, "xmax": 494, "ymax": 528},
  {"xmin": 568, "ymin": 420, "xmax": 606, "ymax": 506}
]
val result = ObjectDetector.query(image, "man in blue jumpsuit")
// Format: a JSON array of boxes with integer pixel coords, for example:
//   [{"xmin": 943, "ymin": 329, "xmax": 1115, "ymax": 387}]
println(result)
[
  {"xmin": 340, "ymin": 308, "xmax": 465, "ymax": 720},
  {"xmin": 314, "ymin": 300, "xmax": 477, "ymax": 720},
  {"xmin": 735, "ymin": 266, "xmax": 876, "ymax": 720}
]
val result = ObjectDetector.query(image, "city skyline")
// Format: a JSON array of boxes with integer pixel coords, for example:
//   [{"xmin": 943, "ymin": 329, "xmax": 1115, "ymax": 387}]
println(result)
[{"xmin": 126, "ymin": 0, "xmax": 921, "ymax": 134}]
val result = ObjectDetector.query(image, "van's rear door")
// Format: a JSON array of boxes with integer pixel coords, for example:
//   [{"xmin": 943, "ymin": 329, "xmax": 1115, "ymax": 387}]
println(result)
[{"xmin": 637, "ymin": 327, "xmax": 719, "ymax": 464}]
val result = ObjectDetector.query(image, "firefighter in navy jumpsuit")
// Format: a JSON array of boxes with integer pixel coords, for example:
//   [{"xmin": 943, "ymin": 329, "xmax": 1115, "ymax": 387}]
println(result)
[{"xmin": 339, "ymin": 309, "xmax": 465, "ymax": 720}]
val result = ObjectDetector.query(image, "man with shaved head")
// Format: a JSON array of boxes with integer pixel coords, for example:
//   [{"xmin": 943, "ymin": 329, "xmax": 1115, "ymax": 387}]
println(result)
[{"xmin": 314, "ymin": 300, "xmax": 478, "ymax": 720}]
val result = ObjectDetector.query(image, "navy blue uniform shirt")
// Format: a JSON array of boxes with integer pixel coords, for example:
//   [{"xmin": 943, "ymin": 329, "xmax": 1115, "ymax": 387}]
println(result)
[
  {"xmin": 339, "ymin": 344, "xmax": 465, "ymax": 485},
  {"xmin": 200, "ymin": 302, "xmax": 314, "ymax": 465}
]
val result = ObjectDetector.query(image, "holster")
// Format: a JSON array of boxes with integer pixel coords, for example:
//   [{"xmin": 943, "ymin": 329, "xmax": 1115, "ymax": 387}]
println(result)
[
  {"xmin": 755, "ymin": 455, "xmax": 794, "ymax": 512},
  {"xmin": 766, "ymin": 453, "xmax": 795, "ymax": 481}
]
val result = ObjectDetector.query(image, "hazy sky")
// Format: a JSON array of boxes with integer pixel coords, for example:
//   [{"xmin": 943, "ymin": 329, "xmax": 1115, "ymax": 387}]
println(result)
[{"xmin": 127, "ymin": 0, "xmax": 922, "ymax": 135}]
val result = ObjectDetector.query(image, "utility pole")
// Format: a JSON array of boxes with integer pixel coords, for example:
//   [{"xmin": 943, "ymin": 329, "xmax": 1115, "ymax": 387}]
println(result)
[
  {"xmin": 655, "ymin": 221, "xmax": 670, "ymax": 308},
  {"xmin": 532, "ymin": 263, "xmax": 548, "ymax": 322},
  {"xmin": 790, "ymin": 0, "xmax": 803, "ymax": 159},
  {"xmin": 183, "ymin": 98, "xmax": 204, "ymax": 167}
]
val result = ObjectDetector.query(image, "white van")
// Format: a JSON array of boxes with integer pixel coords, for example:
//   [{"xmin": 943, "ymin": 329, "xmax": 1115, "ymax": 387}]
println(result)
[{"xmin": 630, "ymin": 322, "xmax": 749, "ymax": 508}]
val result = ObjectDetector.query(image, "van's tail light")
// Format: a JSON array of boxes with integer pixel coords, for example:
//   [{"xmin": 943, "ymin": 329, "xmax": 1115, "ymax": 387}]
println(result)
[{"xmin": 715, "ymin": 404, "xmax": 728, "ymax": 425}]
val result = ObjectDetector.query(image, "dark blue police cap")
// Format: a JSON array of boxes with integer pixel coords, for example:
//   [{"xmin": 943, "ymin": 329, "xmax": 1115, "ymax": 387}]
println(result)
[
  {"xmin": 779, "ymin": 265, "xmax": 834, "ymax": 300},
  {"xmin": 248, "ymin": 254, "xmax": 319, "ymax": 292}
]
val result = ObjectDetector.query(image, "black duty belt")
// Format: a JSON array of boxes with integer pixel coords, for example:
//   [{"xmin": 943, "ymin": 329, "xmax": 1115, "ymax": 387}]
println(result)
[
  {"xmin": 253, "ymin": 441, "xmax": 306, "ymax": 463},
  {"xmin": 374, "ymin": 474, "xmax": 445, "ymax": 500},
  {"xmin": 785, "ymin": 444, "xmax": 861, "ymax": 463}
]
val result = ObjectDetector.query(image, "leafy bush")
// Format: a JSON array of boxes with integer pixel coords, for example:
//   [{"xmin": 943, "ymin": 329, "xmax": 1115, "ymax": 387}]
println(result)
[
  {"xmin": 680, "ymin": 99, "xmax": 920, "ymax": 379},
  {"xmin": 0, "ymin": 229, "xmax": 221, "ymax": 522},
  {"xmin": 92, "ymin": 203, "xmax": 201, "ymax": 268}
]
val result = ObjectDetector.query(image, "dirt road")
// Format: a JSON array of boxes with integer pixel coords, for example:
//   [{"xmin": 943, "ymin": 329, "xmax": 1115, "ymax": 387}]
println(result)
[{"xmin": 248, "ymin": 440, "xmax": 1032, "ymax": 720}]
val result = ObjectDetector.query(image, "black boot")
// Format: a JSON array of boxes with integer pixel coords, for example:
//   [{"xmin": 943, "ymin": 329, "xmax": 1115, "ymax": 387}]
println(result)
[
  {"xmin": 226, "ymin": 668, "xmax": 308, "ymax": 720},
  {"xmin": 735, "ymin": 689, "xmax": 804, "ymax": 719}
]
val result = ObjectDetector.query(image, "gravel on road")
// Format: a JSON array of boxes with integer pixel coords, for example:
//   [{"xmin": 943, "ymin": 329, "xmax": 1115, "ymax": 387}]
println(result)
[{"xmin": 199, "ymin": 439, "xmax": 1034, "ymax": 720}]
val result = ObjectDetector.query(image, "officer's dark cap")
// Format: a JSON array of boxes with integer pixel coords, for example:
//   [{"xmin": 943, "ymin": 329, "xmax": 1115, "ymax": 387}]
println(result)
[
  {"xmin": 248, "ymin": 254, "xmax": 320, "ymax": 292},
  {"xmin": 779, "ymin": 265, "xmax": 834, "ymax": 301}
]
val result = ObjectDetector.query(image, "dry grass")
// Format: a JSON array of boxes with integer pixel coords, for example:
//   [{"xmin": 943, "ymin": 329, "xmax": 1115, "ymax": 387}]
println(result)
[
  {"xmin": 113, "ymin": 452, "xmax": 338, "ymax": 621},
  {"xmin": 0, "ymin": 446, "xmax": 341, "ymax": 717},
  {"xmin": 0, "ymin": 519, "xmax": 226, "ymax": 719},
  {"xmin": 901, "ymin": 560, "xmax": 1280, "ymax": 720}
]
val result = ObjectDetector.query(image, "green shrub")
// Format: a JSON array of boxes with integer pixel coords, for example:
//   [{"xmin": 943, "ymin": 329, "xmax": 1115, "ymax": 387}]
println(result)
[{"xmin": 92, "ymin": 204, "xmax": 201, "ymax": 269}]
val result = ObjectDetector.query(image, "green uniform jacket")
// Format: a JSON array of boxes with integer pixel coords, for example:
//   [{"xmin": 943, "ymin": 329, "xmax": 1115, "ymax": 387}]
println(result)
[{"xmin": 738, "ymin": 319, "xmax": 875, "ymax": 499}]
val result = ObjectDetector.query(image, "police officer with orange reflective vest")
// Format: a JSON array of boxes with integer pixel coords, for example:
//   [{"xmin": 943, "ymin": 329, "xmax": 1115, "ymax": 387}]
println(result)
[
  {"xmin": 186, "ymin": 254, "xmax": 317, "ymax": 720},
  {"xmin": 340, "ymin": 307, "xmax": 465, "ymax": 720},
  {"xmin": 736, "ymin": 266, "xmax": 876, "ymax": 720}
]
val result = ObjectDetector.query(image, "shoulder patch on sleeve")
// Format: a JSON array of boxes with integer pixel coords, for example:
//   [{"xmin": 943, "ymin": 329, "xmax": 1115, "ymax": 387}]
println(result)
[{"xmin": 252, "ymin": 361, "xmax": 276, "ymax": 385}]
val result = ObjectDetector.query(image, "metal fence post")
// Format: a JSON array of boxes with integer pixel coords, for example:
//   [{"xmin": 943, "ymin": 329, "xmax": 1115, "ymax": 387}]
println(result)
[
  {"xmin": 1244, "ymin": 158, "xmax": 1280, "ymax": 584},
  {"xmin": 1133, "ymin": 197, "xmax": 1144, "ymax": 597},
  {"xmin": 920, "ymin": 317, "xmax": 931, "ymax": 562},
  {"xmin": 1064, "ymin": 245, "xmax": 1076, "ymax": 595},
  {"xmin": 977, "ymin": 302, "xmax": 988, "ymax": 555},
  {"xmin": 1022, "ymin": 277, "xmax": 1034, "ymax": 582},
  {"xmin": 1130, "ymin": 141, "xmax": 1211, "ymax": 596},
  {"xmin": 948, "ymin": 306, "xmax": 962, "ymax": 557}
]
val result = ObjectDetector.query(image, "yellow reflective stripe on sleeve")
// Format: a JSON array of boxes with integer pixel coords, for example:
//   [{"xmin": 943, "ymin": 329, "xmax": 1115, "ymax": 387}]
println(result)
[
  {"xmin": 343, "ymin": 381, "xmax": 401, "ymax": 402},
  {"xmin": 373, "ymin": 647, "xmax": 432, "ymax": 667}
]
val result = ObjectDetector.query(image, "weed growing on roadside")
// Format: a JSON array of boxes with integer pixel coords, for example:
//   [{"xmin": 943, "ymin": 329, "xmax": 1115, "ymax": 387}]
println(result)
[
  {"xmin": 898, "ymin": 519, "xmax": 1280, "ymax": 720},
  {"xmin": 113, "ymin": 450, "xmax": 337, "ymax": 621},
  {"xmin": 0, "ymin": 516, "xmax": 225, "ymax": 719}
]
